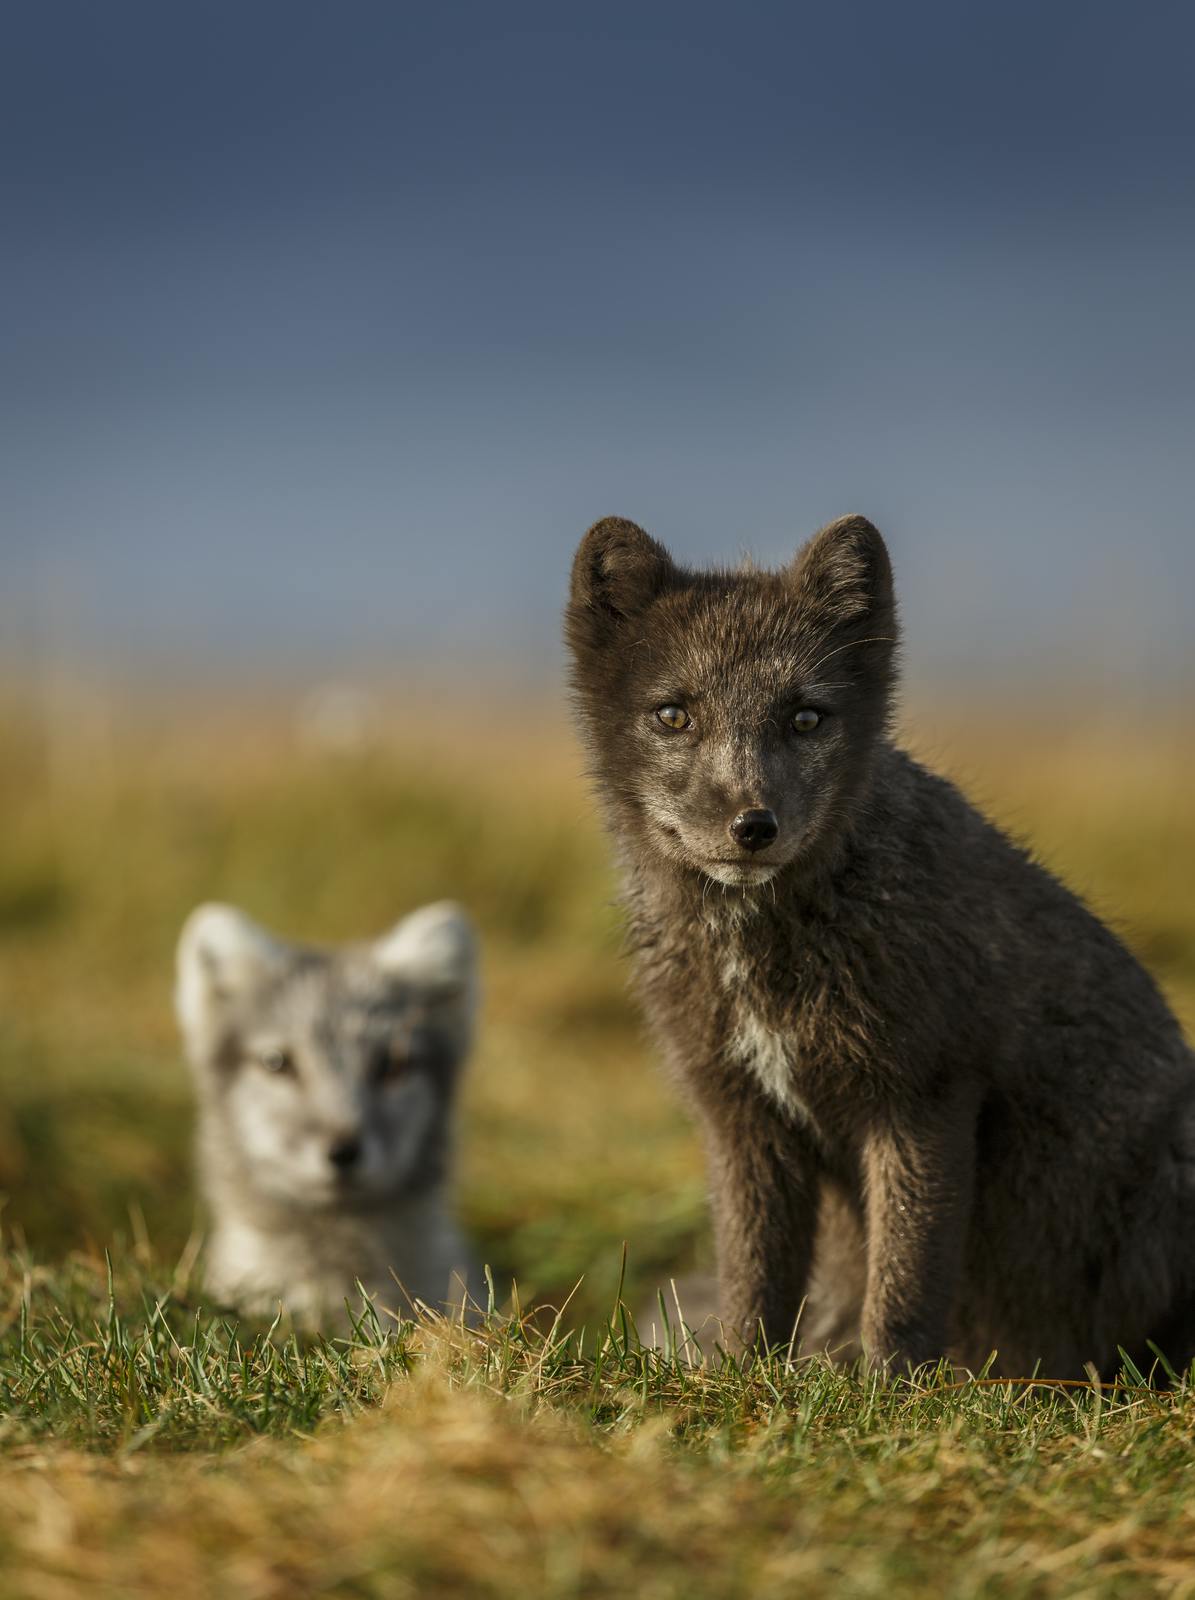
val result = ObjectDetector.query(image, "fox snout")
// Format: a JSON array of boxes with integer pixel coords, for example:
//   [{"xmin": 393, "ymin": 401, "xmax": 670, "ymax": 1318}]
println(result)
[
  {"xmin": 328, "ymin": 1133, "xmax": 363, "ymax": 1173},
  {"xmin": 729, "ymin": 808, "xmax": 779, "ymax": 854}
]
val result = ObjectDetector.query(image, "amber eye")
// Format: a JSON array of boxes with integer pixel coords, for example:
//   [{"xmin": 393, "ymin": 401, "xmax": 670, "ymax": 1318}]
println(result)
[
  {"xmin": 371, "ymin": 1045, "xmax": 407, "ymax": 1085},
  {"xmin": 791, "ymin": 709, "xmax": 821, "ymax": 734},
  {"xmin": 655, "ymin": 705, "xmax": 691, "ymax": 731},
  {"xmin": 258, "ymin": 1047, "xmax": 296, "ymax": 1077}
]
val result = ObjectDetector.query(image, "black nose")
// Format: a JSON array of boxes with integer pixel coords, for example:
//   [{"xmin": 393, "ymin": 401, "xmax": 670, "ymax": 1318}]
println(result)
[
  {"xmin": 328, "ymin": 1135, "xmax": 362, "ymax": 1171},
  {"xmin": 729, "ymin": 808, "xmax": 779, "ymax": 853}
]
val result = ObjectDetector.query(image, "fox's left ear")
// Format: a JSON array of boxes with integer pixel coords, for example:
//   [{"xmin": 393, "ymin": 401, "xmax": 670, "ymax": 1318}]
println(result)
[
  {"xmin": 788, "ymin": 515, "xmax": 899, "ymax": 674},
  {"xmin": 373, "ymin": 901, "xmax": 478, "ymax": 1010},
  {"xmin": 788, "ymin": 515, "xmax": 894, "ymax": 628}
]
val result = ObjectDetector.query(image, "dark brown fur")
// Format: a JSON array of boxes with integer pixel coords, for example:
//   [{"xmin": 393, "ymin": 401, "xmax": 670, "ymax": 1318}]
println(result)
[{"xmin": 566, "ymin": 514, "xmax": 1195, "ymax": 1376}]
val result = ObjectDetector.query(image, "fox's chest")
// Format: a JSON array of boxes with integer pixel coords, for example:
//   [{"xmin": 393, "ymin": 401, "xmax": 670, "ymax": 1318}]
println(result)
[
  {"xmin": 710, "ymin": 934, "xmax": 870, "ymax": 1139},
  {"xmin": 718, "ymin": 949, "xmax": 821, "ymax": 1127},
  {"xmin": 635, "ymin": 887, "xmax": 867, "ymax": 1130},
  {"xmin": 729, "ymin": 1004, "xmax": 809, "ymax": 1118}
]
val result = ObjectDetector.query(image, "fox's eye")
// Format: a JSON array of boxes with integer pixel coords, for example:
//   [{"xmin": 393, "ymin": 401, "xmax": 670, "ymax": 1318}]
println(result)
[
  {"xmin": 258, "ymin": 1047, "xmax": 296, "ymax": 1077},
  {"xmin": 371, "ymin": 1046, "xmax": 407, "ymax": 1085},
  {"xmin": 791, "ymin": 709, "xmax": 821, "ymax": 734},
  {"xmin": 655, "ymin": 705, "xmax": 691, "ymax": 731}
]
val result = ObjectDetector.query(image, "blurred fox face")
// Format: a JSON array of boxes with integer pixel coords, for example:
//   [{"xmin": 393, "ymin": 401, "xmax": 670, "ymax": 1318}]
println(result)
[
  {"xmin": 216, "ymin": 969, "xmax": 458, "ymax": 1209},
  {"xmin": 176, "ymin": 903, "xmax": 476, "ymax": 1211},
  {"xmin": 566, "ymin": 517, "xmax": 898, "ymax": 888}
]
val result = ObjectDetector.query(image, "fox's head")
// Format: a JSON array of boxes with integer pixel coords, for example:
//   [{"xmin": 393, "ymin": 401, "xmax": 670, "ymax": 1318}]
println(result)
[
  {"xmin": 176, "ymin": 902, "xmax": 476, "ymax": 1210},
  {"xmin": 565, "ymin": 515, "xmax": 898, "ymax": 888}
]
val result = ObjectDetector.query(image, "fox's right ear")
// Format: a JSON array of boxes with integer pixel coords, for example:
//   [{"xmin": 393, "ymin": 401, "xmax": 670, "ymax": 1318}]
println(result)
[
  {"xmin": 566, "ymin": 518, "xmax": 675, "ymax": 643},
  {"xmin": 175, "ymin": 903, "xmax": 285, "ymax": 1062}
]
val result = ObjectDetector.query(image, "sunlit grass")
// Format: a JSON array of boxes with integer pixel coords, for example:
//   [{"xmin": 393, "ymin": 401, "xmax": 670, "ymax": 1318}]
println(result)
[{"xmin": 3, "ymin": 1248, "xmax": 1195, "ymax": 1597}]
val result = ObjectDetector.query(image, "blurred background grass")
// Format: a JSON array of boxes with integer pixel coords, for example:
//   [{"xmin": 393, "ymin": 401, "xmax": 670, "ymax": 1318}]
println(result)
[{"xmin": 0, "ymin": 687, "xmax": 1192, "ymax": 1324}]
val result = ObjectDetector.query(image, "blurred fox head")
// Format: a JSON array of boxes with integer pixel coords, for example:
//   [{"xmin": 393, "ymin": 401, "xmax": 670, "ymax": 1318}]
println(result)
[
  {"xmin": 176, "ymin": 902, "xmax": 476, "ymax": 1210},
  {"xmin": 565, "ymin": 515, "xmax": 899, "ymax": 888}
]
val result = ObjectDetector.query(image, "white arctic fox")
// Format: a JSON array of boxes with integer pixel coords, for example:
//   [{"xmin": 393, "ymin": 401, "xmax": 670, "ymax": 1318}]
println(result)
[{"xmin": 175, "ymin": 900, "xmax": 478, "ymax": 1327}]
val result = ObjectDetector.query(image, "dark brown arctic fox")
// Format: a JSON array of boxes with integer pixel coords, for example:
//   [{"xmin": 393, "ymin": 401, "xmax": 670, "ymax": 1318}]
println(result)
[{"xmin": 565, "ymin": 514, "xmax": 1195, "ymax": 1377}]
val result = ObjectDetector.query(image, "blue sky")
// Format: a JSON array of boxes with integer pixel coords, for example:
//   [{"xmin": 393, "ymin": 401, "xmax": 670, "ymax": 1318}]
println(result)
[{"xmin": 3, "ymin": 1, "xmax": 1193, "ymax": 690}]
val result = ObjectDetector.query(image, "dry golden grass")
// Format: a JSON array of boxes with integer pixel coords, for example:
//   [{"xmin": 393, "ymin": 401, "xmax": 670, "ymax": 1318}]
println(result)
[{"xmin": 5, "ymin": 1333, "xmax": 1195, "ymax": 1600}]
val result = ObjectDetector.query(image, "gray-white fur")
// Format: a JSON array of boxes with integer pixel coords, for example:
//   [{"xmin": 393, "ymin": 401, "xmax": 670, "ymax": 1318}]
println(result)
[{"xmin": 176, "ymin": 901, "xmax": 478, "ymax": 1327}]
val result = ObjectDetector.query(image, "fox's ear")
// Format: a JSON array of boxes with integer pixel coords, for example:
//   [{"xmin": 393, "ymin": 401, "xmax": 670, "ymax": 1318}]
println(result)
[
  {"xmin": 176, "ymin": 903, "xmax": 286, "ymax": 1060},
  {"xmin": 789, "ymin": 515, "xmax": 894, "ymax": 626},
  {"xmin": 566, "ymin": 517, "xmax": 676, "ymax": 642},
  {"xmin": 373, "ymin": 901, "xmax": 477, "ymax": 1007},
  {"xmin": 788, "ymin": 515, "xmax": 898, "ymax": 665}
]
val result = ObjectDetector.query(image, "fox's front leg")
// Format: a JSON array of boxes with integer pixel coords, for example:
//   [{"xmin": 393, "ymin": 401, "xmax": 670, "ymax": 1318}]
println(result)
[
  {"xmin": 698, "ymin": 1079, "xmax": 822, "ymax": 1352},
  {"xmin": 860, "ymin": 1080, "xmax": 979, "ymax": 1372}
]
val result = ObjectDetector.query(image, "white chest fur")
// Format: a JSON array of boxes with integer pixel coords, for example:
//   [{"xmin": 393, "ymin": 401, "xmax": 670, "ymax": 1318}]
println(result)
[{"xmin": 721, "ymin": 954, "xmax": 814, "ymax": 1126}]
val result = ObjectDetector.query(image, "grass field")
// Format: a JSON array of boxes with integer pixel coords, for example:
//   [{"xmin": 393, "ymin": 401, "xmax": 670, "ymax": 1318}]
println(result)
[{"xmin": 1, "ymin": 686, "xmax": 1193, "ymax": 1596}]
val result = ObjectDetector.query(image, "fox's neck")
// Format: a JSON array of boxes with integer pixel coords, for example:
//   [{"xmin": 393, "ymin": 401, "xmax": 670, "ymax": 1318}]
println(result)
[{"xmin": 207, "ymin": 1181, "xmax": 449, "ymax": 1243}]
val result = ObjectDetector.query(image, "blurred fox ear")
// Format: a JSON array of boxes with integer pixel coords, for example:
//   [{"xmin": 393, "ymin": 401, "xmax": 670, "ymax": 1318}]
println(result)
[
  {"xmin": 176, "ymin": 903, "xmax": 285, "ymax": 1058},
  {"xmin": 566, "ymin": 517, "xmax": 676, "ymax": 642},
  {"xmin": 373, "ymin": 901, "xmax": 477, "ymax": 1005}
]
